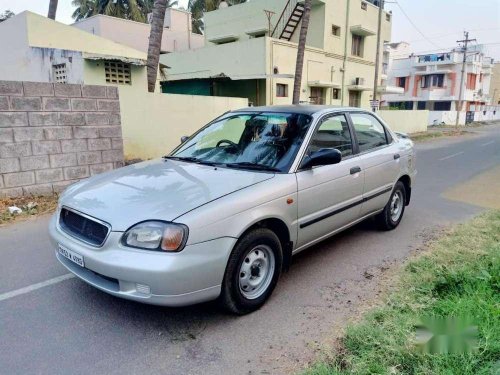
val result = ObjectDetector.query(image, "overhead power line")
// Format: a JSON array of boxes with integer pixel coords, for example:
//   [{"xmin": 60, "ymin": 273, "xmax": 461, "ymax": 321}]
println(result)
[{"xmin": 392, "ymin": 0, "xmax": 443, "ymax": 50}]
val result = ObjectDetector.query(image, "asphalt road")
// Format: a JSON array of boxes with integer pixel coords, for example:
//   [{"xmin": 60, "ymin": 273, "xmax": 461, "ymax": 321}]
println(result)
[{"xmin": 1, "ymin": 123, "xmax": 499, "ymax": 375}]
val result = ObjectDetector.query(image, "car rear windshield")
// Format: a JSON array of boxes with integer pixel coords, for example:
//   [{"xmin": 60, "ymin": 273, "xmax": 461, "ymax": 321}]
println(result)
[{"xmin": 171, "ymin": 112, "xmax": 313, "ymax": 172}]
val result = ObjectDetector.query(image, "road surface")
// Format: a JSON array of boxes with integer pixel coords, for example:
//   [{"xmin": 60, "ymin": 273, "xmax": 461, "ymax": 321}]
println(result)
[{"xmin": 1, "ymin": 123, "xmax": 499, "ymax": 375}]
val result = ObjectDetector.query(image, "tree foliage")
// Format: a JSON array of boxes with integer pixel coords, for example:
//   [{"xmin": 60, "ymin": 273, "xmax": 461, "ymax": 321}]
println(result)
[
  {"xmin": 0, "ymin": 10, "xmax": 15, "ymax": 22},
  {"xmin": 72, "ymin": 0, "xmax": 177, "ymax": 22}
]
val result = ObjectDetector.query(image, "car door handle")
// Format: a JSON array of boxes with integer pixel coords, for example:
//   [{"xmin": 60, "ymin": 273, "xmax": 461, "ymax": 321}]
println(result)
[
  {"xmin": 394, "ymin": 154, "xmax": 401, "ymax": 160},
  {"xmin": 350, "ymin": 166, "xmax": 362, "ymax": 175}
]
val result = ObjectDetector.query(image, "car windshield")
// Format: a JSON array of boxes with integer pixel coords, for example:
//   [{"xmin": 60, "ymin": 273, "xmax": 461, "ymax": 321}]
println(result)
[{"xmin": 170, "ymin": 112, "xmax": 313, "ymax": 172}]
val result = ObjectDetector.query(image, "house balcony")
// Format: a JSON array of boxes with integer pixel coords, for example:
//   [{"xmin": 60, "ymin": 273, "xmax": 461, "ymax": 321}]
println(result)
[{"xmin": 414, "ymin": 52, "xmax": 460, "ymax": 66}]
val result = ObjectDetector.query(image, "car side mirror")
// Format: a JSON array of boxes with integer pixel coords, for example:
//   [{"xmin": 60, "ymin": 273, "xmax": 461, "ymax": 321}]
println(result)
[
  {"xmin": 301, "ymin": 148, "xmax": 342, "ymax": 169},
  {"xmin": 180, "ymin": 136, "xmax": 189, "ymax": 143}
]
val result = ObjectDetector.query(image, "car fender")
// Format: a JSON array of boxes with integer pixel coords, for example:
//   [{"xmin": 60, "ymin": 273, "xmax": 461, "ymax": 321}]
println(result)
[{"xmin": 175, "ymin": 173, "xmax": 298, "ymax": 247}]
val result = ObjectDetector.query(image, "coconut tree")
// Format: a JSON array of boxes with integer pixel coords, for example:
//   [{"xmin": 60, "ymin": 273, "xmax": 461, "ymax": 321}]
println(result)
[
  {"xmin": 292, "ymin": 0, "xmax": 312, "ymax": 104},
  {"xmin": 48, "ymin": 0, "xmax": 58, "ymax": 19},
  {"xmin": 72, "ymin": 0, "xmax": 176, "ymax": 22},
  {"xmin": 188, "ymin": 0, "xmax": 247, "ymax": 34},
  {"xmin": 0, "ymin": 10, "xmax": 15, "ymax": 22},
  {"xmin": 146, "ymin": 0, "xmax": 168, "ymax": 92},
  {"xmin": 72, "ymin": 0, "xmax": 98, "ymax": 21}
]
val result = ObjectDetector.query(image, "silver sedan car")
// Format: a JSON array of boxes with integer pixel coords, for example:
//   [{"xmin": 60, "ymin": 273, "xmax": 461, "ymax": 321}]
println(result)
[{"xmin": 49, "ymin": 106, "xmax": 416, "ymax": 314}]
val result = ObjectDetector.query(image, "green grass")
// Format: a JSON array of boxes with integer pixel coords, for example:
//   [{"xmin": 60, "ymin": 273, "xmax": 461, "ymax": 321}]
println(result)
[{"xmin": 304, "ymin": 211, "xmax": 500, "ymax": 375}]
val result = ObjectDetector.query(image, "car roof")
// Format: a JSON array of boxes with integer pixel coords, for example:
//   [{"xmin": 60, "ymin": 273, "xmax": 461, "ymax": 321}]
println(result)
[{"xmin": 233, "ymin": 105, "xmax": 366, "ymax": 116}]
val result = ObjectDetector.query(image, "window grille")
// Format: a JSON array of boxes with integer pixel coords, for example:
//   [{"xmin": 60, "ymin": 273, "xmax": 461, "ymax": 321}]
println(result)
[
  {"xmin": 105, "ymin": 61, "xmax": 132, "ymax": 85},
  {"xmin": 53, "ymin": 64, "xmax": 67, "ymax": 83}
]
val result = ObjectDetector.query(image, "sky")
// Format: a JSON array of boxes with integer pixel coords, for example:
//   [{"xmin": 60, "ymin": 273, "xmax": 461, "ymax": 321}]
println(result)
[{"xmin": 1, "ymin": 0, "xmax": 499, "ymax": 60}]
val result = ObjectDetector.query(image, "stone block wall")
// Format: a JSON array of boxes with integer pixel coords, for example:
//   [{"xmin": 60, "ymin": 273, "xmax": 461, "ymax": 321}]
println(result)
[{"xmin": 0, "ymin": 81, "xmax": 124, "ymax": 197}]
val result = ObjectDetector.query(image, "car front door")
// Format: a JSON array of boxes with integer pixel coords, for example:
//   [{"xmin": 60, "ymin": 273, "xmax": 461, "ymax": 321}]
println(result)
[
  {"xmin": 295, "ymin": 113, "xmax": 364, "ymax": 251},
  {"xmin": 348, "ymin": 112, "xmax": 401, "ymax": 216}
]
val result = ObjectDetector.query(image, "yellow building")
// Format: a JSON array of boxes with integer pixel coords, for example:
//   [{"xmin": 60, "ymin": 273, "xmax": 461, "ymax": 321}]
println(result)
[
  {"xmin": 161, "ymin": 0, "xmax": 394, "ymax": 108},
  {"xmin": 0, "ymin": 11, "xmax": 158, "ymax": 91},
  {"xmin": 491, "ymin": 63, "xmax": 500, "ymax": 105}
]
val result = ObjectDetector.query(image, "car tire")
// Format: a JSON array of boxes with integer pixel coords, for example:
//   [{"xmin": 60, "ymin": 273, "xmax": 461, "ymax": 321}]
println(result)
[
  {"xmin": 220, "ymin": 228, "xmax": 283, "ymax": 315},
  {"xmin": 376, "ymin": 181, "xmax": 406, "ymax": 231}
]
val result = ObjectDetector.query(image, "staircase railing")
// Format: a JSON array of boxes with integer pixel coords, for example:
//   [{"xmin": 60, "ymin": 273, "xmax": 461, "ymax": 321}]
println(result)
[{"xmin": 271, "ymin": 0, "xmax": 300, "ymax": 39}]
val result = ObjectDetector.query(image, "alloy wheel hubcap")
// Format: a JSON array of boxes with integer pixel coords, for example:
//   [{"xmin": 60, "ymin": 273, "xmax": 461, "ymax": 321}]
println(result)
[
  {"xmin": 390, "ymin": 190, "xmax": 403, "ymax": 222},
  {"xmin": 238, "ymin": 245, "xmax": 275, "ymax": 300}
]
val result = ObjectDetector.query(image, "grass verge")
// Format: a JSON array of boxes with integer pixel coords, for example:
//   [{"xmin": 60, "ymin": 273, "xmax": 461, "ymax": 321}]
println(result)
[
  {"xmin": 410, "ymin": 129, "xmax": 470, "ymax": 142},
  {"xmin": 0, "ymin": 195, "xmax": 59, "ymax": 226},
  {"xmin": 304, "ymin": 211, "xmax": 500, "ymax": 375}
]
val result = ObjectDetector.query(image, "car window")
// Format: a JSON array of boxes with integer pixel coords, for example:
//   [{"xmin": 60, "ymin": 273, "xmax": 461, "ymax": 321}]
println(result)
[
  {"xmin": 350, "ymin": 113, "xmax": 388, "ymax": 152},
  {"xmin": 308, "ymin": 114, "xmax": 353, "ymax": 158}
]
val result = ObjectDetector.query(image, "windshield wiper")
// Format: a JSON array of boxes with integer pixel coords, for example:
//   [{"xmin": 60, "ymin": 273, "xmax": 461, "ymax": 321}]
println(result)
[
  {"xmin": 163, "ymin": 156, "xmax": 223, "ymax": 167},
  {"xmin": 163, "ymin": 156, "xmax": 200, "ymax": 163},
  {"xmin": 226, "ymin": 162, "xmax": 280, "ymax": 172}
]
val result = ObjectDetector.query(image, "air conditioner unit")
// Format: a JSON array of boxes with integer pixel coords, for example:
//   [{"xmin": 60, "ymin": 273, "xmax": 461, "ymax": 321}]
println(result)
[{"xmin": 354, "ymin": 77, "xmax": 365, "ymax": 86}]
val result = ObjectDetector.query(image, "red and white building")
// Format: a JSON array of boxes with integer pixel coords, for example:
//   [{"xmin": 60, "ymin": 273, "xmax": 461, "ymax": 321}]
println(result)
[{"xmin": 382, "ymin": 43, "xmax": 499, "ymax": 124}]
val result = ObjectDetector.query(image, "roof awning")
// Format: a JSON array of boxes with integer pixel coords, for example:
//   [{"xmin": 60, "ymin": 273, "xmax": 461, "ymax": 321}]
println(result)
[
  {"xmin": 377, "ymin": 85, "xmax": 404, "ymax": 94},
  {"xmin": 83, "ymin": 52, "xmax": 146, "ymax": 66},
  {"xmin": 347, "ymin": 84, "xmax": 372, "ymax": 91},
  {"xmin": 308, "ymin": 80, "xmax": 341, "ymax": 88},
  {"xmin": 350, "ymin": 25, "xmax": 376, "ymax": 36},
  {"xmin": 245, "ymin": 27, "xmax": 268, "ymax": 37},
  {"xmin": 208, "ymin": 34, "xmax": 239, "ymax": 44}
]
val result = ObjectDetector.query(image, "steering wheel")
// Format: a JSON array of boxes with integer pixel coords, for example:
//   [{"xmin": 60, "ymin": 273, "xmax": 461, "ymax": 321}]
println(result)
[{"xmin": 216, "ymin": 139, "xmax": 238, "ymax": 148}]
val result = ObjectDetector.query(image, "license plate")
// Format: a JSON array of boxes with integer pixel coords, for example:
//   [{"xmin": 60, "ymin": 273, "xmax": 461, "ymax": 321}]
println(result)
[{"xmin": 58, "ymin": 244, "xmax": 85, "ymax": 268}]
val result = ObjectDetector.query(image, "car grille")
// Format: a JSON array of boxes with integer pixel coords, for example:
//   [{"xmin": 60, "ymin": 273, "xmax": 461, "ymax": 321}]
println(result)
[{"xmin": 59, "ymin": 208, "xmax": 110, "ymax": 247}]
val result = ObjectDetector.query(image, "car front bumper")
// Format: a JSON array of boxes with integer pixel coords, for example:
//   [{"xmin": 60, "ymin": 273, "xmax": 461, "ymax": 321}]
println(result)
[{"xmin": 49, "ymin": 214, "xmax": 237, "ymax": 307}]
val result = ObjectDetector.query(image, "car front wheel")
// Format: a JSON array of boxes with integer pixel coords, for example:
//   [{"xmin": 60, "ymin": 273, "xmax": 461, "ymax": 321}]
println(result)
[
  {"xmin": 376, "ymin": 181, "xmax": 406, "ymax": 230},
  {"xmin": 220, "ymin": 228, "xmax": 283, "ymax": 315}
]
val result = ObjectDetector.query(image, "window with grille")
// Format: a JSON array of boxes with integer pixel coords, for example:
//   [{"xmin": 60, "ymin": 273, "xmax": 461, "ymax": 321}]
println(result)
[
  {"xmin": 332, "ymin": 88, "xmax": 341, "ymax": 100},
  {"xmin": 351, "ymin": 34, "xmax": 364, "ymax": 57},
  {"xmin": 105, "ymin": 61, "xmax": 132, "ymax": 85},
  {"xmin": 332, "ymin": 25, "xmax": 341, "ymax": 36},
  {"xmin": 53, "ymin": 64, "xmax": 67, "ymax": 83},
  {"xmin": 276, "ymin": 83, "xmax": 288, "ymax": 97}
]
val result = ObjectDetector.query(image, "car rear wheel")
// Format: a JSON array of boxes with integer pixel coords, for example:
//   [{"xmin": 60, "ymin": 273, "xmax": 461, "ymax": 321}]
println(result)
[
  {"xmin": 220, "ymin": 228, "xmax": 283, "ymax": 315},
  {"xmin": 376, "ymin": 181, "xmax": 406, "ymax": 231}
]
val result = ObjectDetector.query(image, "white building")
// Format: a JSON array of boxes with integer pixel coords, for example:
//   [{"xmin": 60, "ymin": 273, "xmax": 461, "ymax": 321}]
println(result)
[
  {"xmin": 0, "ymin": 11, "xmax": 156, "ymax": 90},
  {"xmin": 382, "ymin": 43, "xmax": 498, "ymax": 124},
  {"xmin": 72, "ymin": 8, "xmax": 204, "ymax": 54}
]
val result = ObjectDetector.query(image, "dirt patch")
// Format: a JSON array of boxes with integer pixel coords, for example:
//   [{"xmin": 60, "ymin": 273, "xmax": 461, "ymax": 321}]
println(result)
[
  {"xmin": 0, "ymin": 195, "xmax": 59, "ymax": 226},
  {"xmin": 442, "ymin": 165, "xmax": 500, "ymax": 209}
]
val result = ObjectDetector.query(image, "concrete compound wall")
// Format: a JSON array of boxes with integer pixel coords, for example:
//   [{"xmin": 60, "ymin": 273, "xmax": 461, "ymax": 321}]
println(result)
[
  {"xmin": 378, "ymin": 110, "xmax": 428, "ymax": 134},
  {"xmin": 0, "ymin": 81, "xmax": 124, "ymax": 197},
  {"xmin": 119, "ymin": 87, "xmax": 248, "ymax": 160}
]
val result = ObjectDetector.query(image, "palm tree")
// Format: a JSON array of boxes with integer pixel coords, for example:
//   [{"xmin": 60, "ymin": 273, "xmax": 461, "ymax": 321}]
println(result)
[
  {"xmin": 188, "ymin": 0, "xmax": 247, "ymax": 34},
  {"xmin": 72, "ymin": 0, "xmax": 98, "ymax": 21},
  {"xmin": 72, "ymin": 0, "xmax": 177, "ymax": 22},
  {"xmin": 0, "ymin": 10, "xmax": 15, "ymax": 22},
  {"xmin": 292, "ymin": 0, "xmax": 312, "ymax": 104},
  {"xmin": 48, "ymin": 0, "xmax": 58, "ymax": 19},
  {"xmin": 146, "ymin": 0, "xmax": 168, "ymax": 92}
]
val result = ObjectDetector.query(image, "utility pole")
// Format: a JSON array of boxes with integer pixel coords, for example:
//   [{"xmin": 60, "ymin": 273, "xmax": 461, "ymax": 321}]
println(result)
[
  {"xmin": 372, "ymin": 0, "xmax": 384, "ymax": 112},
  {"xmin": 455, "ymin": 31, "xmax": 476, "ymax": 127}
]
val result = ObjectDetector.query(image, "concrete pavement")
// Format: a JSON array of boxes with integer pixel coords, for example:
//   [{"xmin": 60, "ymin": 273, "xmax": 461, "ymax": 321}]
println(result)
[{"xmin": 0, "ymin": 123, "xmax": 499, "ymax": 375}]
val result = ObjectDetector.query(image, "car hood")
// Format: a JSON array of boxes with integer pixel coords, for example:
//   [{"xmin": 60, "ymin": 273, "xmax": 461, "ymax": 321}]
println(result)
[{"xmin": 60, "ymin": 159, "xmax": 275, "ymax": 231}]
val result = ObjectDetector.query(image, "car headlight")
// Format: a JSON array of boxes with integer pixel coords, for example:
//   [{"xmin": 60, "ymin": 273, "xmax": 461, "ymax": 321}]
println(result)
[{"xmin": 121, "ymin": 221, "xmax": 188, "ymax": 252}]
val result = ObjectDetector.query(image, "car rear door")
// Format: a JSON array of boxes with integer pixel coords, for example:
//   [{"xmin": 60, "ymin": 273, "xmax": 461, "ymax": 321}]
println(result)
[
  {"xmin": 348, "ymin": 112, "xmax": 401, "ymax": 217},
  {"xmin": 295, "ymin": 113, "xmax": 364, "ymax": 251}
]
